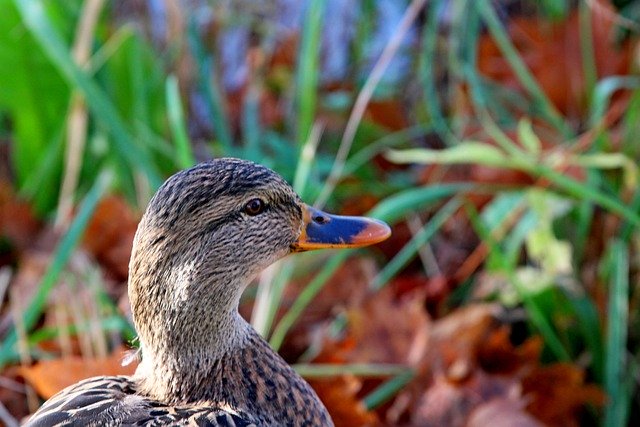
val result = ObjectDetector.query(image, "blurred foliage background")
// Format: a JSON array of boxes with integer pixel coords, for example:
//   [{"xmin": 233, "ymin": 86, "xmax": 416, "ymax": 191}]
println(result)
[{"xmin": 1, "ymin": 0, "xmax": 640, "ymax": 425}]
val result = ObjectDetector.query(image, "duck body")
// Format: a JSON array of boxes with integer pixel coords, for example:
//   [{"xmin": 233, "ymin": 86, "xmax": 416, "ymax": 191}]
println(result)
[
  {"xmin": 27, "ymin": 328, "xmax": 329, "ymax": 426},
  {"xmin": 26, "ymin": 158, "xmax": 390, "ymax": 426},
  {"xmin": 26, "ymin": 376, "xmax": 257, "ymax": 426}
]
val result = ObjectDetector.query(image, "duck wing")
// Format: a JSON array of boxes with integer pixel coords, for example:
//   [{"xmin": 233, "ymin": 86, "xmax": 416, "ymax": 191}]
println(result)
[{"xmin": 24, "ymin": 376, "xmax": 258, "ymax": 426}]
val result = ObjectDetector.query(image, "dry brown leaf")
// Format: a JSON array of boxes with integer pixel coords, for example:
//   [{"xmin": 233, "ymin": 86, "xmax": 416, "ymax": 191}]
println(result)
[
  {"xmin": 477, "ymin": 0, "xmax": 634, "ymax": 116},
  {"xmin": 344, "ymin": 287, "xmax": 430, "ymax": 366},
  {"xmin": 0, "ymin": 182, "xmax": 41, "ymax": 254},
  {"xmin": 428, "ymin": 304, "xmax": 499, "ymax": 376},
  {"xmin": 365, "ymin": 99, "xmax": 409, "ymax": 131},
  {"xmin": 20, "ymin": 347, "xmax": 137, "ymax": 399},
  {"xmin": 478, "ymin": 326, "xmax": 542, "ymax": 375},
  {"xmin": 83, "ymin": 196, "xmax": 138, "ymax": 280},
  {"xmin": 411, "ymin": 371, "xmax": 518, "ymax": 427},
  {"xmin": 277, "ymin": 258, "xmax": 375, "ymax": 360},
  {"xmin": 467, "ymin": 398, "xmax": 544, "ymax": 427},
  {"xmin": 309, "ymin": 376, "xmax": 380, "ymax": 427},
  {"xmin": 523, "ymin": 363, "xmax": 606, "ymax": 427},
  {"xmin": 0, "ymin": 366, "xmax": 31, "ymax": 422},
  {"xmin": 396, "ymin": 304, "xmax": 602, "ymax": 426}
]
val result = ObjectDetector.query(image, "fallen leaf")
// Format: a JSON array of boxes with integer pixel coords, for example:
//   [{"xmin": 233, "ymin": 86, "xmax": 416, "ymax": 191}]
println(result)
[
  {"xmin": 365, "ymin": 99, "xmax": 409, "ymax": 131},
  {"xmin": 523, "ymin": 363, "xmax": 606, "ymax": 427},
  {"xmin": 428, "ymin": 304, "xmax": 500, "ymax": 377},
  {"xmin": 0, "ymin": 366, "xmax": 31, "ymax": 423},
  {"xmin": 477, "ymin": 0, "xmax": 634, "ymax": 116},
  {"xmin": 478, "ymin": 326, "xmax": 542, "ymax": 375},
  {"xmin": 309, "ymin": 376, "xmax": 380, "ymax": 427},
  {"xmin": 467, "ymin": 397, "xmax": 544, "ymax": 427},
  {"xmin": 411, "ymin": 371, "xmax": 518, "ymax": 427},
  {"xmin": 83, "ymin": 196, "xmax": 138, "ymax": 280},
  {"xmin": 20, "ymin": 346, "xmax": 137, "ymax": 399},
  {"xmin": 344, "ymin": 287, "xmax": 430, "ymax": 366},
  {"xmin": 277, "ymin": 257, "xmax": 375, "ymax": 360},
  {"xmin": 0, "ymin": 182, "xmax": 41, "ymax": 256}
]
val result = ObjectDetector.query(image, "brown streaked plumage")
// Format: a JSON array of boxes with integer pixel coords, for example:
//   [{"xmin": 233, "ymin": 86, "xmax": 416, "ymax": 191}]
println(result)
[{"xmin": 26, "ymin": 158, "xmax": 391, "ymax": 426}]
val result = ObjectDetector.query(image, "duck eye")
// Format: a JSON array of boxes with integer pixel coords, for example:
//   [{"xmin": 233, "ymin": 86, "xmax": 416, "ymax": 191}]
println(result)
[{"xmin": 244, "ymin": 198, "xmax": 265, "ymax": 216}]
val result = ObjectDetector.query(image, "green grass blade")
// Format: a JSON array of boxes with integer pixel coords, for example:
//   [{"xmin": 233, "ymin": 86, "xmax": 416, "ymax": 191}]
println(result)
[
  {"xmin": 253, "ymin": 259, "xmax": 296, "ymax": 339},
  {"xmin": 507, "ymin": 275, "xmax": 571, "ymax": 362},
  {"xmin": 18, "ymin": 126, "xmax": 65, "ymax": 211},
  {"xmin": 293, "ymin": 123, "xmax": 322, "ymax": 199},
  {"xmin": 563, "ymin": 289, "xmax": 603, "ymax": 382},
  {"xmin": 604, "ymin": 240, "xmax": 630, "ymax": 427},
  {"xmin": 532, "ymin": 164, "xmax": 640, "ymax": 229},
  {"xmin": 129, "ymin": 35, "xmax": 149, "ymax": 131},
  {"xmin": 589, "ymin": 76, "xmax": 640, "ymax": 127},
  {"xmin": 578, "ymin": 1, "xmax": 596, "ymax": 108},
  {"xmin": 13, "ymin": 0, "xmax": 162, "ymax": 188},
  {"xmin": 270, "ymin": 251, "xmax": 351, "ymax": 350},
  {"xmin": 363, "ymin": 369, "xmax": 415, "ymax": 410},
  {"xmin": 295, "ymin": 0, "xmax": 324, "ymax": 145},
  {"xmin": 0, "ymin": 171, "xmax": 112, "ymax": 366},
  {"xmin": 369, "ymin": 183, "xmax": 470, "ymax": 224},
  {"xmin": 475, "ymin": 0, "xmax": 570, "ymax": 135},
  {"xmin": 342, "ymin": 124, "xmax": 432, "ymax": 176},
  {"xmin": 389, "ymin": 147, "xmax": 640, "ymax": 229},
  {"xmin": 27, "ymin": 315, "xmax": 134, "ymax": 348},
  {"xmin": 372, "ymin": 197, "xmax": 462, "ymax": 290},
  {"xmin": 294, "ymin": 363, "xmax": 410, "ymax": 378},
  {"xmin": 420, "ymin": 0, "xmax": 455, "ymax": 144},
  {"xmin": 241, "ymin": 85, "xmax": 262, "ymax": 162},
  {"xmin": 620, "ymin": 189, "xmax": 640, "ymax": 242},
  {"xmin": 166, "ymin": 75, "xmax": 195, "ymax": 169}
]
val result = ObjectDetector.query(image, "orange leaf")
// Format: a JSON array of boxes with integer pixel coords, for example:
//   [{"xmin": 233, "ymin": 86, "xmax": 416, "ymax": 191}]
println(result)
[
  {"xmin": 20, "ymin": 347, "xmax": 137, "ymax": 399},
  {"xmin": 478, "ymin": 326, "xmax": 542, "ymax": 375},
  {"xmin": 309, "ymin": 376, "xmax": 379, "ymax": 427},
  {"xmin": 83, "ymin": 196, "xmax": 138, "ymax": 279},
  {"xmin": 477, "ymin": 0, "xmax": 633, "ymax": 116},
  {"xmin": 345, "ymin": 287, "xmax": 430, "ymax": 365},
  {"xmin": 0, "ymin": 182, "xmax": 40, "ymax": 253},
  {"xmin": 523, "ymin": 363, "xmax": 605, "ymax": 426}
]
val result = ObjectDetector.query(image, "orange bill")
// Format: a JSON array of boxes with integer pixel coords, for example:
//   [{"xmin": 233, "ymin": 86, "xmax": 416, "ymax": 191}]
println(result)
[{"xmin": 291, "ymin": 204, "xmax": 391, "ymax": 252}]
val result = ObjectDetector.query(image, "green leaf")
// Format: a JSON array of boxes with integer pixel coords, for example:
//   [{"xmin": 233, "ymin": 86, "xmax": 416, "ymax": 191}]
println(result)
[
  {"xmin": 570, "ymin": 152, "xmax": 637, "ymax": 191},
  {"xmin": 517, "ymin": 118, "xmax": 541, "ymax": 155},
  {"xmin": 387, "ymin": 143, "xmax": 511, "ymax": 168},
  {"xmin": 166, "ymin": 75, "xmax": 195, "ymax": 169},
  {"xmin": 295, "ymin": 0, "xmax": 324, "ymax": 145},
  {"xmin": 0, "ymin": 171, "xmax": 111, "ymax": 366},
  {"xmin": 369, "ymin": 183, "xmax": 470, "ymax": 224},
  {"xmin": 13, "ymin": 0, "xmax": 163, "ymax": 189},
  {"xmin": 525, "ymin": 190, "xmax": 573, "ymax": 276},
  {"xmin": 604, "ymin": 240, "xmax": 631, "ymax": 427}
]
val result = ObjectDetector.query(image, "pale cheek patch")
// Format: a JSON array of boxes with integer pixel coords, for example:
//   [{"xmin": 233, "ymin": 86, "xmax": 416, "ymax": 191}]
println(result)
[{"xmin": 169, "ymin": 260, "xmax": 197, "ymax": 302}]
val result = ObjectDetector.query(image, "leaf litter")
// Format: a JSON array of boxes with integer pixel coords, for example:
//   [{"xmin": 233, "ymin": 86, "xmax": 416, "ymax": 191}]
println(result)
[{"xmin": 1, "ymin": 2, "xmax": 629, "ymax": 424}]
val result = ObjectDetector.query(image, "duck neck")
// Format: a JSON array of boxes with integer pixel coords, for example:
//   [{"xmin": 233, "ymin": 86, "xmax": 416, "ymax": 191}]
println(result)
[
  {"xmin": 127, "ymin": 246, "xmax": 333, "ymax": 424},
  {"xmin": 135, "ymin": 310, "xmax": 332, "ymax": 424},
  {"xmin": 133, "ymin": 306, "xmax": 254, "ymax": 404},
  {"xmin": 129, "ymin": 251, "xmax": 255, "ymax": 403}
]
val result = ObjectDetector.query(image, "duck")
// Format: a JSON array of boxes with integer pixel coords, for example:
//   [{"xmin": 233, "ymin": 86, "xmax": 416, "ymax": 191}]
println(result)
[{"xmin": 26, "ymin": 158, "xmax": 391, "ymax": 426}]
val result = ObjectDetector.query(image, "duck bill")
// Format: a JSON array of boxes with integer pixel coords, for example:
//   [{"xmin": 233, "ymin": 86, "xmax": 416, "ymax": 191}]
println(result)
[{"xmin": 291, "ymin": 204, "xmax": 391, "ymax": 252}]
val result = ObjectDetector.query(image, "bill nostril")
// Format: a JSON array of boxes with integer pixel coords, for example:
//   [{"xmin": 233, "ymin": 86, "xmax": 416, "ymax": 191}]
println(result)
[{"xmin": 313, "ymin": 215, "xmax": 328, "ymax": 224}]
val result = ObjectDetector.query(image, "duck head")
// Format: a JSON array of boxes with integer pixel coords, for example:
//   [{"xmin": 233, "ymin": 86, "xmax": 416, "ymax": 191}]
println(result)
[{"xmin": 128, "ymin": 158, "xmax": 390, "ymax": 400}]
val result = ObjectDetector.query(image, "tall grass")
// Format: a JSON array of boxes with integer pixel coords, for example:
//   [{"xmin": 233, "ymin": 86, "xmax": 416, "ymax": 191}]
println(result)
[{"xmin": 1, "ymin": 0, "xmax": 639, "ymax": 423}]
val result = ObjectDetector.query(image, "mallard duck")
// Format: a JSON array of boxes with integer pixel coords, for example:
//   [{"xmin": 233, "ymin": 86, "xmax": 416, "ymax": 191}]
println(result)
[{"xmin": 26, "ymin": 158, "xmax": 391, "ymax": 426}]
